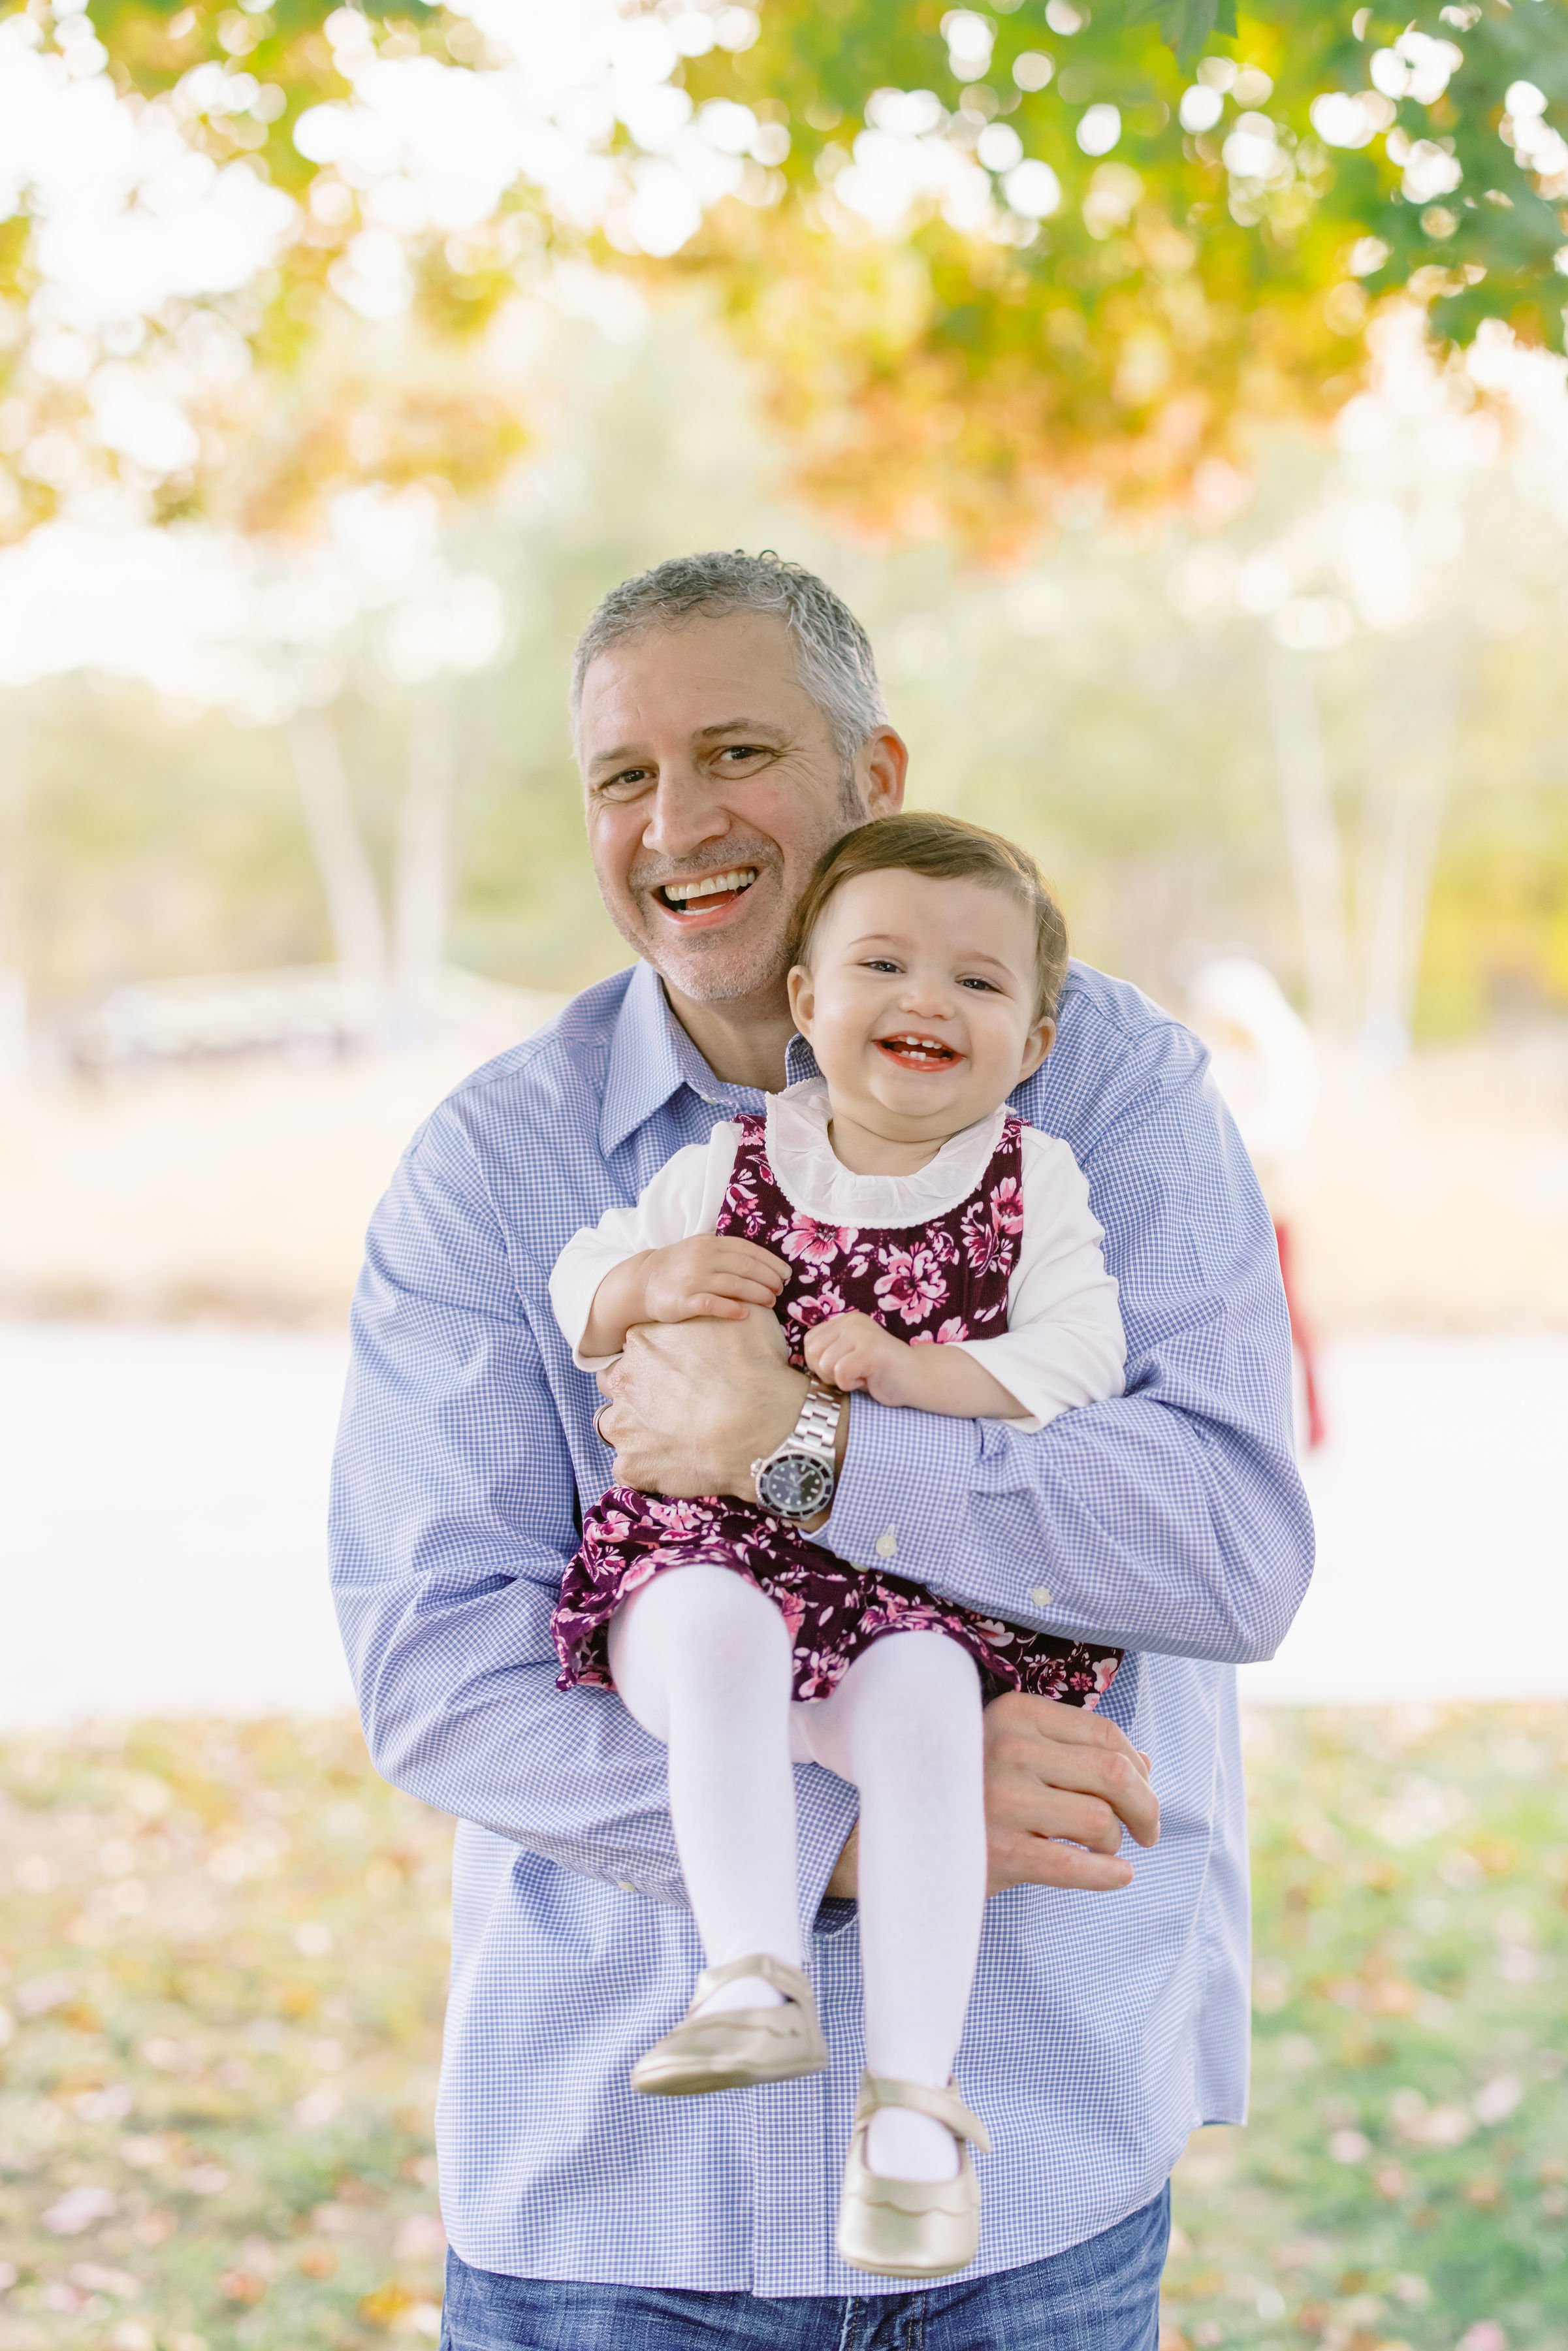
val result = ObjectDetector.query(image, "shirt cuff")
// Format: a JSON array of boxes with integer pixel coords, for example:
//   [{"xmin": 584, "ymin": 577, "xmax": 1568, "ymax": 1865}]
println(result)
[{"xmin": 819, "ymin": 1392, "xmax": 980, "ymax": 1591}]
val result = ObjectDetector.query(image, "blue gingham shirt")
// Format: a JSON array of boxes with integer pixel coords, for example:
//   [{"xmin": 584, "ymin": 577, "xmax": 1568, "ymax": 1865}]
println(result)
[{"xmin": 330, "ymin": 955, "xmax": 1312, "ymax": 2295}]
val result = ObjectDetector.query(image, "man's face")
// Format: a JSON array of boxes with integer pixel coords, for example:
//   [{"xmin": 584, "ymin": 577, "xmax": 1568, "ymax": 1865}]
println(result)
[{"xmin": 577, "ymin": 610, "xmax": 905, "ymax": 1009}]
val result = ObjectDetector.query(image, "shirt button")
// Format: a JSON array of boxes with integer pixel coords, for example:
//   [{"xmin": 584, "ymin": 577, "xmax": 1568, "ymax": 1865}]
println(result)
[
  {"xmin": 874, "ymin": 1529, "xmax": 898, "ymax": 1559},
  {"xmin": 616, "ymin": 1879, "xmax": 637, "ymax": 1893},
  {"xmin": 1029, "ymin": 1586, "xmax": 1052, "ymax": 1608}
]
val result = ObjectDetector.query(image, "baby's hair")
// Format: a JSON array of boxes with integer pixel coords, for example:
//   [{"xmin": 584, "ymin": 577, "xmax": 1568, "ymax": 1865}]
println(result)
[{"xmin": 790, "ymin": 812, "xmax": 1068, "ymax": 1024}]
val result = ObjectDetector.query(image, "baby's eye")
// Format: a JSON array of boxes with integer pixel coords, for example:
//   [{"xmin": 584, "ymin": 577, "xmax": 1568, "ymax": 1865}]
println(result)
[
  {"xmin": 959, "ymin": 976, "xmax": 997, "ymax": 992},
  {"xmin": 863, "ymin": 959, "xmax": 901, "ymax": 974}
]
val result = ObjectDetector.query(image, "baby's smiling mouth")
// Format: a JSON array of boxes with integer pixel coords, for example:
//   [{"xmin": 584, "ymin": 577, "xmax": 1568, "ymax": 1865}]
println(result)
[
  {"xmin": 875, "ymin": 1032, "xmax": 961, "ymax": 1069},
  {"xmin": 653, "ymin": 867, "xmax": 758, "ymax": 914}
]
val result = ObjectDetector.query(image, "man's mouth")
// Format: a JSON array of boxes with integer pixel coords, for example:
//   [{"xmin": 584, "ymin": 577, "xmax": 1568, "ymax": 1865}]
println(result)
[
  {"xmin": 653, "ymin": 867, "xmax": 759, "ymax": 916},
  {"xmin": 875, "ymin": 1033, "xmax": 961, "ymax": 1070}
]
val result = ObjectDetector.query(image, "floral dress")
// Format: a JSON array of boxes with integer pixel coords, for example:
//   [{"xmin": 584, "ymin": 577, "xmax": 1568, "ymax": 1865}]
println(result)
[{"xmin": 551, "ymin": 1112, "xmax": 1123, "ymax": 1709}]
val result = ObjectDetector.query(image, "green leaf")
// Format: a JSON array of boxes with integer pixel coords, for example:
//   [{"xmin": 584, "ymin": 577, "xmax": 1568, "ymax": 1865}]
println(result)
[{"xmin": 1123, "ymin": 0, "xmax": 1236, "ymax": 71}]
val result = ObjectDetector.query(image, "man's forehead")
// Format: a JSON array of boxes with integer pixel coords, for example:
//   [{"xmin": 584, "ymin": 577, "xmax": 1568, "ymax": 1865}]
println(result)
[{"xmin": 577, "ymin": 611, "xmax": 810, "ymax": 747}]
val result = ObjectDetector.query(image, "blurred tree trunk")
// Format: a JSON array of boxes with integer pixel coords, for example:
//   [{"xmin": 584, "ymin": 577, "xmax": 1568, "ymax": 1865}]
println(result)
[
  {"xmin": 1359, "ymin": 636, "xmax": 1462, "ymax": 1061},
  {"xmin": 1267, "ymin": 648, "xmax": 1355, "ymax": 1040},
  {"xmin": 287, "ymin": 707, "xmax": 386, "ymax": 1037},
  {"xmin": 0, "ymin": 708, "xmax": 30, "ymax": 1085},
  {"xmin": 392, "ymin": 688, "xmax": 455, "ymax": 1036}
]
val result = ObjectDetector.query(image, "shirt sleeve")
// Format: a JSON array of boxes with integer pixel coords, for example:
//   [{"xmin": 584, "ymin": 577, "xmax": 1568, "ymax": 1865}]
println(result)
[
  {"xmin": 328, "ymin": 1104, "xmax": 858, "ymax": 1924},
  {"xmin": 816, "ymin": 1040, "xmax": 1313, "ymax": 1667},
  {"xmin": 547, "ymin": 1127, "xmax": 740, "ymax": 1370},
  {"xmin": 946, "ymin": 1128, "xmax": 1126, "ymax": 1433}
]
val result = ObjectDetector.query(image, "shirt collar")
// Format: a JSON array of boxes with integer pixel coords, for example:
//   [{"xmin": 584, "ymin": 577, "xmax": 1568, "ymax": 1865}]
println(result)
[{"xmin": 598, "ymin": 959, "xmax": 821, "ymax": 1157}]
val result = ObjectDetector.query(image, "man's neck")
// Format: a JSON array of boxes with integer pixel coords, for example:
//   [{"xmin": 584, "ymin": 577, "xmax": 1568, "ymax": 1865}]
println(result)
[{"xmin": 661, "ymin": 977, "xmax": 795, "ymax": 1095}]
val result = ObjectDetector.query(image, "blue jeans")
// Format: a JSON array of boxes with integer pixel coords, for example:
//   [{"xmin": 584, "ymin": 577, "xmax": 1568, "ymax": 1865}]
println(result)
[{"xmin": 439, "ymin": 2184, "xmax": 1168, "ymax": 2350}]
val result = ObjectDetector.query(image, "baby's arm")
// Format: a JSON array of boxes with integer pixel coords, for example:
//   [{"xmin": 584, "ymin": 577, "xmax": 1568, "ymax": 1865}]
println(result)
[
  {"xmin": 803, "ymin": 1315, "xmax": 1028, "ymax": 1416},
  {"xmin": 580, "ymin": 1236, "xmax": 788, "ymax": 1356},
  {"xmin": 801, "ymin": 1131, "xmax": 1125, "ymax": 1425},
  {"xmin": 549, "ymin": 1127, "xmax": 789, "ymax": 1368}
]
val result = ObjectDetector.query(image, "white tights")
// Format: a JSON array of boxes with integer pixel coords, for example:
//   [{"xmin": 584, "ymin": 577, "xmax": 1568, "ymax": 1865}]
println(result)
[{"xmin": 607, "ymin": 1565, "xmax": 987, "ymax": 2183}]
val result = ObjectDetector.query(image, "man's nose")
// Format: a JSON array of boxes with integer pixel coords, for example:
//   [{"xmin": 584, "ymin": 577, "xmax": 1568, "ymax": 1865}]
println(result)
[{"xmin": 641, "ymin": 769, "xmax": 731, "ymax": 861}]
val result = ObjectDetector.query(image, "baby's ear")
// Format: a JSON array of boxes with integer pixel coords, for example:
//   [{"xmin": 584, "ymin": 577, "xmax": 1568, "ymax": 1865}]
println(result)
[
  {"xmin": 1019, "ymin": 1018, "xmax": 1055, "ymax": 1081},
  {"xmin": 786, "ymin": 963, "xmax": 814, "ymax": 1033}
]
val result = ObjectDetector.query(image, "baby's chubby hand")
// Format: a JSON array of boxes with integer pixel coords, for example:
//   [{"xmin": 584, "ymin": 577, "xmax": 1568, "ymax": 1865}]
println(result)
[
  {"xmin": 803, "ymin": 1312, "xmax": 921, "ymax": 1406},
  {"xmin": 641, "ymin": 1236, "xmax": 788, "ymax": 1324}
]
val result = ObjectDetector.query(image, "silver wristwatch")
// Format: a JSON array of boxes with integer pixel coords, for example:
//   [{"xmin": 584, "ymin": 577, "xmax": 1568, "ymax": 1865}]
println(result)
[{"xmin": 751, "ymin": 1382, "xmax": 842, "ymax": 1523}]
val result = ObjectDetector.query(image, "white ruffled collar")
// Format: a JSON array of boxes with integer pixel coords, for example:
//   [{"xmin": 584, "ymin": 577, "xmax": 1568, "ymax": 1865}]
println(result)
[{"xmin": 761, "ymin": 1080, "xmax": 1008, "ymax": 1229}]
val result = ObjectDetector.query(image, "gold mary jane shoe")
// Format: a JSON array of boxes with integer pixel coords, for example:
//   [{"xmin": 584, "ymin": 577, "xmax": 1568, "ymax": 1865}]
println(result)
[
  {"xmin": 630, "ymin": 1955, "xmax": 828, "ymax": 2098},
  {"xmin": 835, "ymin": 2073, "xmax": 991, "ymax": 2280}
]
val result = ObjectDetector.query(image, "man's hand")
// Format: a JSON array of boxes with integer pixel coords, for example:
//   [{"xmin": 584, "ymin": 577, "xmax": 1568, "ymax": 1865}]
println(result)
[
  {"xmin": 824, "ymin": 1691, "xmax": 1159, "ymax": 1900},
  {"xmin": 596, "ymin": 1307, "xmax": 821, "ymax": 1499},
  {"xmin": 981, "ymin": 1692, "xmax": 1158, "ymax": 1891}
]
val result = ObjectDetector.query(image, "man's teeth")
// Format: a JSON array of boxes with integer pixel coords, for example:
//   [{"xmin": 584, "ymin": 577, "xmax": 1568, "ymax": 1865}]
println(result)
[{"xmin": 659, "ymin": 868, "xmax": 758, "ymax": 906}]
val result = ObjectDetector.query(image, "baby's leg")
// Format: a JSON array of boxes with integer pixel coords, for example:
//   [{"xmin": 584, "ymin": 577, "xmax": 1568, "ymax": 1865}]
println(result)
[
  {"xmin": 609, "ymin": 1565, "xmax": 801, "ymax": 2019},
  {"xmin": 795, "ymin": 1632, "xmax": 986, "ymax": 2181}
]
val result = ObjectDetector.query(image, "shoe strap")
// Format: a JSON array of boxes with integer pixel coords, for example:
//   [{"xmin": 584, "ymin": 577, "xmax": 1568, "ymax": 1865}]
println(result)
[
  {"xmin": 853, "ymin": 2073, "xmax": 993, "ymax": 2156},
  {"xmin": 691, "ymin": 1953, "xmax": 815, "ymax": 2012}
]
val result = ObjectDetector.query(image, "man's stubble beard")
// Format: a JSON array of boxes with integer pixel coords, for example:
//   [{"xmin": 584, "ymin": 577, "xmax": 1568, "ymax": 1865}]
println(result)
[{"xmin": 628, "ymin": 765, "xmax": 867, "ymax": 1009}]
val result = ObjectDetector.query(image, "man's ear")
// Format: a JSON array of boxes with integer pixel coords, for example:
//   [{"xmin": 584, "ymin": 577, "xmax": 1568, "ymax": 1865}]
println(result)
[
  {"xmin": 787, "ymin": 963, "xmax": 814, "ymax": 1036},
  {"xmin": 856, "ymin": 727, "xmax": 908, "ymax": 819},
  {"xmin": 1017, "ymin": 1018, "xmax": 1055, "ymax": 1083}
]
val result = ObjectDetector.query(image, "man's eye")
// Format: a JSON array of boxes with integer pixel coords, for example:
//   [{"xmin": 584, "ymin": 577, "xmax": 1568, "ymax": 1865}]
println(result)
[
  {"xmin": 596, "ymin": 768, "xmax": 652, "ymax": 799},
  {"xmin": 718, "ymin": 743, "xmax": 769, "ymax": 764}
]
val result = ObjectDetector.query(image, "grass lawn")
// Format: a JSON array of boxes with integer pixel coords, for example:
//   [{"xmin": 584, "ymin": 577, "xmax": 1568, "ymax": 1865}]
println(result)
[{"xmin": 1, "ymin": 1708, "xmax": 1564, "ymax": 2350}]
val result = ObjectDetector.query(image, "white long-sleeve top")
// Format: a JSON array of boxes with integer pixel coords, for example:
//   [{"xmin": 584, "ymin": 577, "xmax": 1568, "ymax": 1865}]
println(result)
[{"xmin": 549, "ymin": 1079, "xmax": 1125, "ymax": 1433}]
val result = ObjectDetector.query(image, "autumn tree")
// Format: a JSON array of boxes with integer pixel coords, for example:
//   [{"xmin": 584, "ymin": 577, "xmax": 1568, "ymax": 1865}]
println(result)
[{"xmin": 4, "ymin": 0, "xmax": 1568, "ymax": 550}]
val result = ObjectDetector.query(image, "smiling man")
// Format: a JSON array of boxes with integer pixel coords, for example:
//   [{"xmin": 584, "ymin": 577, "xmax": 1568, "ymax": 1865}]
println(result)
[{"xmin": 330, "ymin": 551, "xmax": 1313, "ymax": 2351}]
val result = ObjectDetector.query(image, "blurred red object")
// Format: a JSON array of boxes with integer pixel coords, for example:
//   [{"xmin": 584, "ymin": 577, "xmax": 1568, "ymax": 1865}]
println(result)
[{"xmin": 1274, "ymin": 1220, "xmax": 1326, "ymax": 1451}]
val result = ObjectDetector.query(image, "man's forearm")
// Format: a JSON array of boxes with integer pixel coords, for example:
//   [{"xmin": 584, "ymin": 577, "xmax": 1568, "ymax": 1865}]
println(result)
[
  {"xmin": 338, "ymin": 1559, "xmax": 859, "ymax": 1911},
  {"xmin": 819, "ymin": 1388, "xmax": 1311, "ymax": 1665}
]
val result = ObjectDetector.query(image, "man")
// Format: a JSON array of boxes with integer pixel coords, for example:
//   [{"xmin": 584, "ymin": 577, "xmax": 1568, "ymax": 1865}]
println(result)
[{"xmin": 331, "ymin": 551, "xmax": 1312, "ymax": 2349}]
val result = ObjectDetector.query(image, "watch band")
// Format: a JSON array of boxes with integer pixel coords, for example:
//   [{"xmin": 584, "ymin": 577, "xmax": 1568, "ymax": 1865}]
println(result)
[{"xmin": 790, "ymin": 1381, "xmax": 842, "ymax": 1460}]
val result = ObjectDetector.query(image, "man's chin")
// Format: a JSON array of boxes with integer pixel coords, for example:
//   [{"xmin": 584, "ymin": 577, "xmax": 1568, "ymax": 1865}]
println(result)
[{"xmin": 639, "ymin": 924, "xmax": 791, "ymax": 1009}]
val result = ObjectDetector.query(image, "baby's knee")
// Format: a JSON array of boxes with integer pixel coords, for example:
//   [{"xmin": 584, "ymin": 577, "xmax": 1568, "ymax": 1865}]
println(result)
[{"xmin": 858, "ymin": 1631, "xmax": 983, "ymax": 1751}]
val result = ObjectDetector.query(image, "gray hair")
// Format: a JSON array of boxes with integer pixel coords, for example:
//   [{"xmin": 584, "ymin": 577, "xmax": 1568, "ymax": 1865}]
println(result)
[{"xmin": 571, "ymin": 549, "xmax": 889, "ymax": 764}]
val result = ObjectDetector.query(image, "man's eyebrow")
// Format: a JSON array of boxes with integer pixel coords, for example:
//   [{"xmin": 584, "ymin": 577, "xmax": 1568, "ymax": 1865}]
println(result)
[{"xmin": 586, "ymin": 720, "xmax": 782, "ymax": 775}]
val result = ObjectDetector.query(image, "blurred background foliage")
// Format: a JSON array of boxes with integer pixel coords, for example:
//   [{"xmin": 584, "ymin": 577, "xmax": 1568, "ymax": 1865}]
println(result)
[
  {"xmin": 6, "ymin": 304, "xmax": 1568, "ymax": 1044},
  {"xmin": 2, "ymin": 1707, "xmax": 1564, "ymax": 2347},
  {"xmin": 3, "ymin": 0, "xmax": 1568, "ymax": 1060},
  {"xmin": 8, "ymin": 0, "xmax": 1568, "ymax": 535}
]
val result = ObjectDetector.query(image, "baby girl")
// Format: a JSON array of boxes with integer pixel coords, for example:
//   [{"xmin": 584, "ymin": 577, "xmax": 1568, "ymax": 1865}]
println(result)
[{"xmin": 549, "ymin": 812, "xmax": 1127, "ymax": 2280}]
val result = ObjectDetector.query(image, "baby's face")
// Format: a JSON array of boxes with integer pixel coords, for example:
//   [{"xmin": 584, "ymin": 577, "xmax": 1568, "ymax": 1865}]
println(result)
[{"xmin": 788, "ymin": 869, "xmax": 1053, "ymax": 1147}]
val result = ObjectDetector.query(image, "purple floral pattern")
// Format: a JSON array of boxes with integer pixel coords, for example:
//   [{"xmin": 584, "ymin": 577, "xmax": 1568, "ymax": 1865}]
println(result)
[{"xmin": 553, "ymin": 1114, "xmax": 1123, "ymax": 1710}]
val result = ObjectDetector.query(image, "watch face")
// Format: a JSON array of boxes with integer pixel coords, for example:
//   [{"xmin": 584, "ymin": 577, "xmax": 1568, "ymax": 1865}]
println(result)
[{"xmin": 760, "ymin": 1453, "xmax": 833, "ymax": 1518}]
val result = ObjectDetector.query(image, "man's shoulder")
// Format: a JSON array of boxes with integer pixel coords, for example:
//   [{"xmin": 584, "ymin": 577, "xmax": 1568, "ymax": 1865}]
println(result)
[
  {"xmin": 1018, "ymin": 960, "xmax": 1211, "ymax": 1153},
  {"xmin": 428, "ymin": 967, "xmax": 634, "ymax": 1148}
]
